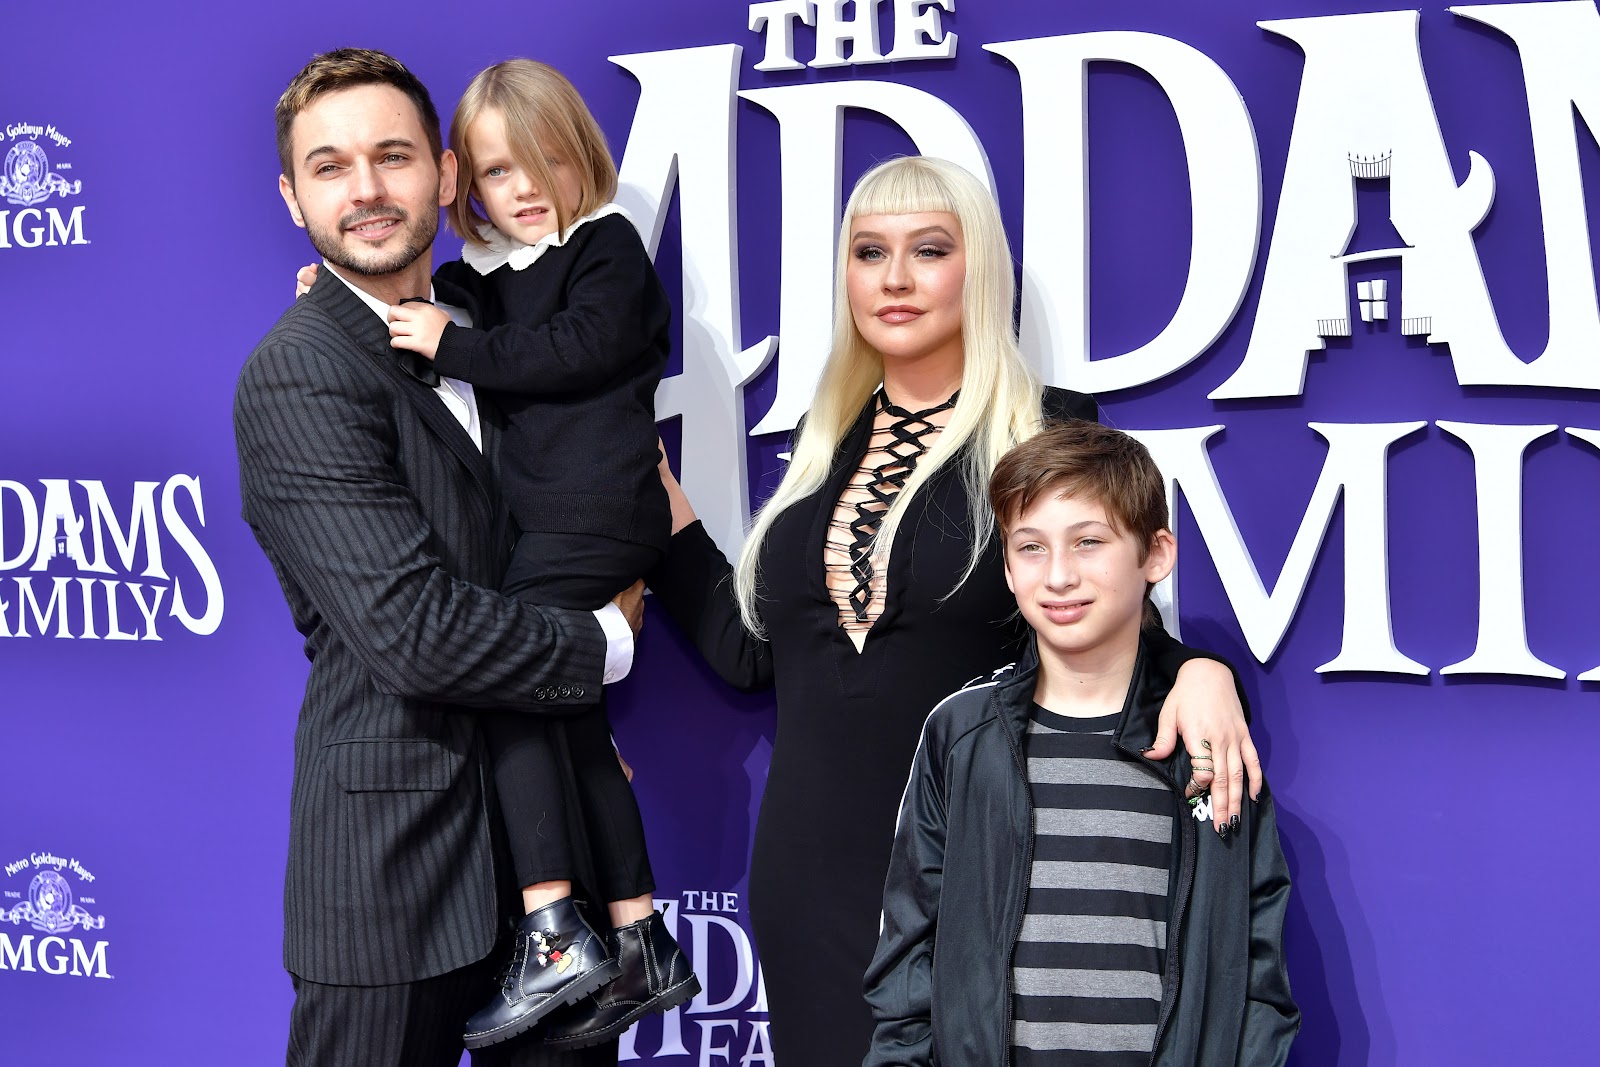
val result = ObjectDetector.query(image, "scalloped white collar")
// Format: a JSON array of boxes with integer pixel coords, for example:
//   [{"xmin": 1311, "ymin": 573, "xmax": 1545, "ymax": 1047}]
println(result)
[{"xmin": 459, "ymin": 203, "xmax": 629, "ymax": 276}]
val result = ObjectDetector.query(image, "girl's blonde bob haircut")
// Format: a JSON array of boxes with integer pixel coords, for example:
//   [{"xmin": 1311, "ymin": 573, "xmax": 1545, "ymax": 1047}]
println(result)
[
  {"xmin": 447, "ymin": 59, "xmax": 618, "ymax": 246},
  {"xmin": 734, "ymin": 156, "xmax": 1046, "ymax": 634}
]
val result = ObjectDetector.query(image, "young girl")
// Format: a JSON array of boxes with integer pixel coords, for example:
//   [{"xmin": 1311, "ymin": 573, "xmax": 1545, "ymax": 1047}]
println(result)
[{"xmin": 383, "ymin": 59, "xmax": 698, "ymax": 1051}]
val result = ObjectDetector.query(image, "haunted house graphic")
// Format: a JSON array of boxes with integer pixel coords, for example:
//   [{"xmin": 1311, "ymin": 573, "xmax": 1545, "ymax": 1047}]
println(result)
[{"xmin": 1315, "ymin": 150, "xmax": 1434, "ymax": 340}]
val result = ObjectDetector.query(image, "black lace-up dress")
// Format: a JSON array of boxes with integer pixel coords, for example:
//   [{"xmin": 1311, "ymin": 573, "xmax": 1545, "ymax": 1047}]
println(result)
[{"xmin": 647, "ymin": 386, "xmax": 1097, "ymax": 1062}]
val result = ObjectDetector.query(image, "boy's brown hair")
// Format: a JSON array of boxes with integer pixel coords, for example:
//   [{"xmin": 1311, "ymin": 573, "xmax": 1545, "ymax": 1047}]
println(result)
[
  {"xmin": 275, "ymin": 48, "xmax": 443, "ymax": 184},
  {"xmin": 448, "ymin": 59, "xmax": 618, "ymax": 247},
  {"xmin": 989, "ymin": 419, "xmax": 1170, "ymax": 562}
]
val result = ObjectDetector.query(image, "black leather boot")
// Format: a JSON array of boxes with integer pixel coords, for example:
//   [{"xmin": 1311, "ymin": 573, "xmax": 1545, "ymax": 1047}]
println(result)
[
  {"xmin": 462, "ymin": 897, "xmax": 621, "ymax": 1050},
  {"xmin": 539, "ymin": 911, "xmax": 701, "ymax": 1050}
]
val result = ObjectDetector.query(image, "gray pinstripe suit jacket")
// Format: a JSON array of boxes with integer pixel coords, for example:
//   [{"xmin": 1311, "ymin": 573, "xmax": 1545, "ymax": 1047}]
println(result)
[{"xmin": 235, "ymin": 267, "xmax": 607, "ymax": 989}]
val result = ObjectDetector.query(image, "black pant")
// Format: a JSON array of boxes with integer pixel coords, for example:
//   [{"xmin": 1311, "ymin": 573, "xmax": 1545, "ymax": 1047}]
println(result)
[
  {"xmin": 288, "ymin": 962, "xmax": 618, "ymax": 1066},
  {"xmin": 486, "ymin": 531, "xmax": 661, "ymax": 899}
]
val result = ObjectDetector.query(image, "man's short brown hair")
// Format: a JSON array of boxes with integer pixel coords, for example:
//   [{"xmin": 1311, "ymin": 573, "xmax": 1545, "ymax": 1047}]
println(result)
[
  {"xmin": 275, "ymin": 48, "xmax": 443, "ymax": 183},
  {"xmin": 989, "ymin": 419, "xmax": 1170, "ymax": 559}
]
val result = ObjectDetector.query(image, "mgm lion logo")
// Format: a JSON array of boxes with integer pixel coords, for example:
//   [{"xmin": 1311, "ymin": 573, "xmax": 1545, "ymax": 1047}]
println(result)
[
  {"xmin": 0, "ymin": 140, "xmax": 81, "ymax": 208},
  {"xmin": 2, "ymin": 870, "xmax": 104, "ymax": 935}
]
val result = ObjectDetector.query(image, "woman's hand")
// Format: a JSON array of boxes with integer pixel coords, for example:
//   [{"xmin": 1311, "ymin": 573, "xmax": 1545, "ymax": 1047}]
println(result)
[
  {"xmin": 1145, "ymin": 658, "xmax": 1262, "ymax": 836},
  {"xmin": 294, "ymin": 263, "xmax": 319, "ymax": 298},
  {"xmin": 657, "ymin": 439, "xmax": 698, "ymax": 535}
]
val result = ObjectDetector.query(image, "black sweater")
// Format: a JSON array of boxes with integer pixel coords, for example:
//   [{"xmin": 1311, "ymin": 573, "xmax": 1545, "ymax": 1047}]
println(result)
[{"xmin": 433, "ymin": 212, "xmax": 671, "ymax": 550}]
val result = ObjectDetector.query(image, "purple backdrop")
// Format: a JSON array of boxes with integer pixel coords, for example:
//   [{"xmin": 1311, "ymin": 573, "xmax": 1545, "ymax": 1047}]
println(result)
[{"xmin": 5, "ymin": 1, "xmax": 1597, "ymax": 1064}]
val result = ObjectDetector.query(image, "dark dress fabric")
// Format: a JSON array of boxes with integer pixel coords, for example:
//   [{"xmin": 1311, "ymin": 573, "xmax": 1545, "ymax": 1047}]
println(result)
[{"xmin": 648, "ymin": 387, "xmax": 1139, "ymax": 1063}]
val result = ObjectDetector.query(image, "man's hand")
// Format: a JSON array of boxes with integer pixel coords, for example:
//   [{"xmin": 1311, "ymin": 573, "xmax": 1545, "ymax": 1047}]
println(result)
[
  {"xmin": 1144, "ymin": 658, "xmax": 1262, "ymax": 836},
  {"xmin": 387, "ymin": 302, "xmax": 451, "ymax": 360},
  {"xmin": 612, "ymin": 579, "xmax": 645, "ymax": 637},
  {"xmin": 294, "ymin": 263, "xmax": 319, "ymax": 298}
]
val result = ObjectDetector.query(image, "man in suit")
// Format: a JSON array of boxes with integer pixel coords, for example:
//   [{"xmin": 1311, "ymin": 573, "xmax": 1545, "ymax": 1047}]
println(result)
[{"xmin": 234, "ymin": 49, "xmax": 634, "ymax": 1066}]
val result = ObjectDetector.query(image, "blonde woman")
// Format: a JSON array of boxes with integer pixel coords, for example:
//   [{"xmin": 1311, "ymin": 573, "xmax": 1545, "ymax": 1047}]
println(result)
[{"xmin": 649, "ymin": 156, "xmax": 1262, "ymax": 1063}]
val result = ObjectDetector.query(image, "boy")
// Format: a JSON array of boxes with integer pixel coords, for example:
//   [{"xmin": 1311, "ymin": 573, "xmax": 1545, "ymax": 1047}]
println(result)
[{"xmin": 863, "ymin": 421, "xmax": 1298, "ymax": 1066}]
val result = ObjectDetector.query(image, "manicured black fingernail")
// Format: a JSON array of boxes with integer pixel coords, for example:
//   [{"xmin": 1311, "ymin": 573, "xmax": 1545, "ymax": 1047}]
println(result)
[
  {"xmin": 1230, "ymin": 814, "xmax": 1240, "ymax": 834},
  {"xmin": 1217, "ymin": 823, "xmax": 1230, "ymax": 840},
  {"xmin": 1141, "ymin": 746, "xmax": 1156, "ymax": 754}
]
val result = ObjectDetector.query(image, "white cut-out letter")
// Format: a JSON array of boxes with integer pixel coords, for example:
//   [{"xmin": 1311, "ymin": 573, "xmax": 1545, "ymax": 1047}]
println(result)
[
  {"xmin": 1437, "ymin": 422, "xmax": 1563, "ymax": 678},
  {"xmin": 612, "ymin": 45, "xmax": 776, "ymax": 554},
  {"xmin": 987, "ymin": 33, "xmax": 1260, "ymax": 395},
  {"xmin": 1132, "ymin": 422, "xmax": 1428, "ymax": 673}
]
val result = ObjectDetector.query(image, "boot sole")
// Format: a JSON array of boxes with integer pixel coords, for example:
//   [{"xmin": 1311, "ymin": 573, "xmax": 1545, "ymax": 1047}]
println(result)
[
  {"xmin": 462, "ymin": 957, "xmax": 624, "ymax": 1050},
  {"xmin": 540, "ymin": 972, "xmax": 703, "ymax": 1050}
]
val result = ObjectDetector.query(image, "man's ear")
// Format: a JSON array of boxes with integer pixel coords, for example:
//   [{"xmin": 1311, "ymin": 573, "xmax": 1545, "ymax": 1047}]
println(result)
[
  {"xmin": 438, "ymin": 148, "xmax": 459, "ymax": 209},
  {"xmin": 279, "ymin": 174, "xmax": 306, "ymax": 229},
  {"xmin": 1143, "ymin": 528, "xmax": 1176, "ymax": 585}
]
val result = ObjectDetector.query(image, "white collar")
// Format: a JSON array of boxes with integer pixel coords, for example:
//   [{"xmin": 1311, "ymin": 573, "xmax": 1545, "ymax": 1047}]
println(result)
[
  {"xmin": 321, "ymin": 261, "xmax": 440, "ymax": 322},
  {"xmin": 459, "ymin": 203, "xmax": 628, "ymax": 275}
]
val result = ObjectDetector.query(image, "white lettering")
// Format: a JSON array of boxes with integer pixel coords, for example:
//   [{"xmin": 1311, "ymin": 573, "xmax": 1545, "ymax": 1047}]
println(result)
[
  {"xmin": 161, "ymin": 475, "xmax": 224, "ymax": 634},
  {"xmin": 1436, "ymin": 422, "xmax": 1563, "ymax": 678},
  {"xmin": 70, "ymin": 939, "xmax": 111, "ymax": 979},
  {"xmin": 697, "ymin": 1020, "xmax": 741, "ymax": 1067},
  {"xmin": 38, "ymin": 936, "xmax": 68, "ymax": 976},
  {"xmin": 612, "ymin": 44, "xmax": 774, "ymax": 555},
  {"xmin": 13, "ymin": 208, "xmax": 44, "ymax": 248},
  {"xmin": 0, "ymin": 933, "xmax": 35, "ymax": 972},
  {"xmin": 79, "ymin": 480, "xmax": 166, "ymax": 578},
  {"xmin": 812, "ymin": 0, "xmax": 888, "ymax": 68},
  {"xmin": 45, "ymin": 206, "xmax": 87, "ymax": 246},
  {"xmin": 1133, "ymin": 423, "xmax": 1428, "ymax": 672},
  {"xmin": 0, "ymin": 480, "xmax": 39, "ymax": 568},
  {"xmin": 885, "ymin": 0, "xmax": 956, "ymax": 61},
  {"xmin": 685, "ymin": 914, "xmax": 756, "ymax": 1013},
  {"xmin": 988, "ymin": 32, "xmax": 1260, "ymax": 395},
  {"xmin": 15, "ymin": 576, "xmax": 73, "ymax": 638},
  {"xmin": 748, "ymin": 0, "xmax": 816, "ymax": 71}
]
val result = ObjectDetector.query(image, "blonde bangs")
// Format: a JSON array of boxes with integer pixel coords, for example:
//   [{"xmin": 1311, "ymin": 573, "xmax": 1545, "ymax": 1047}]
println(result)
[{"xmin": 734, "ymin": 156, "xmax": 1045, "ymax": 635}]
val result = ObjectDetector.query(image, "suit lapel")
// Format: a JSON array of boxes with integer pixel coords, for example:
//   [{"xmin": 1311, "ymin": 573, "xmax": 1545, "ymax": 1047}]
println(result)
[{"xmin": 306, "ymin": 268, "xmax": 497, "ymax": 504}]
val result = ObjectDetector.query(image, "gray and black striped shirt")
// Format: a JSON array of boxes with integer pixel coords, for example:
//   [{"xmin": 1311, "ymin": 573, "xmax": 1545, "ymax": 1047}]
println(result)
[{"xmin": 1011, "ymin": 706, "xmax": 1174, "ymax": 1065}]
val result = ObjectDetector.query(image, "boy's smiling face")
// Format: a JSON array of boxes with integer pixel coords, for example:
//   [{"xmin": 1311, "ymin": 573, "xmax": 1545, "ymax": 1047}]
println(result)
[{"xmin": 1003, "ymin": 492, "xmax": 1175, "ymax": 664}]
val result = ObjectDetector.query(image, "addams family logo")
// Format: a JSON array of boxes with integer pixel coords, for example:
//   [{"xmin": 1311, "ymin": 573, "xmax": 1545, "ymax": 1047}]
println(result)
[
  {"xmin": 616, "ymin": 0, "xmax": 1600, "ymax": 683},
  {"xmin": 0, "ymin": 476, "xmax": 225, "ymax": 640},
  {"xmin": 0, "ymin": 852, "xmax": 112, "ymax": 980},
  {"xmin": 620, "ymin": 893, "xmax": 771, "ymax": 1064},
  {"xmin": 0, "ymin": 122, "xmax": 87, "ymax": 249}
]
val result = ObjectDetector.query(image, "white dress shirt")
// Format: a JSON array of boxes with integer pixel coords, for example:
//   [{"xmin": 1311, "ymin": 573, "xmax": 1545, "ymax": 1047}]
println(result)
[{"xmin": 321, "ymin": 262, "xmax": 634, "ymax": 683}]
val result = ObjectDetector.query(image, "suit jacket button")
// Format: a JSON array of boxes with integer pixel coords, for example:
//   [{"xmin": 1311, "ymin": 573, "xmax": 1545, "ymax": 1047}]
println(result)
[
  {"xmin": 535, "ymin": 686, "xmax": 550, "ymax": 700},
  {"xmin": 557, "ymin": 685, "xmax": 572, "ymax": 698},
  {"xmin": 572, "ymin": 685, "xmax": 585, "ymax": 698}
]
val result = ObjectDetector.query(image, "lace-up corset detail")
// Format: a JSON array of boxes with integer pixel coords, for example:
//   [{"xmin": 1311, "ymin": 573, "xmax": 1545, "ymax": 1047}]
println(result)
[{"xmin": 825, "ymin": 389, "xmax": 958, "ymax": 649}]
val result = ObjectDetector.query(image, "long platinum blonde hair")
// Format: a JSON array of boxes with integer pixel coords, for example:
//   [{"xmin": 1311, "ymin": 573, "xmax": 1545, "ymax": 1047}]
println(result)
[{"xmin": 733, "ymin": 156, "xmax": 1045, "ymax": 633}]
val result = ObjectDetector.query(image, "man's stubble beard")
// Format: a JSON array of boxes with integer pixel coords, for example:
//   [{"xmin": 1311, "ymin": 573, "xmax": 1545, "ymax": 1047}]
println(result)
[{"xmin": 303, "ymin": 201, "xmax": 439, "ymax": 278}]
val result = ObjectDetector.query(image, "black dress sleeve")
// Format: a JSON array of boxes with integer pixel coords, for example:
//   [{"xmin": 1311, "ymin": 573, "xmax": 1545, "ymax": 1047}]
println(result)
[{"xmin": 645, "ymin": 520, "xmax": 774, "ymax": 692}]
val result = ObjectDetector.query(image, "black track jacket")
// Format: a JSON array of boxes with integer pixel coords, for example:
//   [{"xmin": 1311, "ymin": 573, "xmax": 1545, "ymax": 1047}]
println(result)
[{"xmin": 863, "ymin": 635, "xmax": 1299, "ymax": 1066}]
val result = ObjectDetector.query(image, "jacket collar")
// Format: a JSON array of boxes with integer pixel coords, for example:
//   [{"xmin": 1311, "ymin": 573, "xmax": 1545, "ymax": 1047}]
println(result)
[
  {"xmin": 304, "ymin": 265, "xmax": 497, "ymax": 505},
  {"xmin": 992, "ymin": 631, "xmax": 1188, "ymax": 790}
]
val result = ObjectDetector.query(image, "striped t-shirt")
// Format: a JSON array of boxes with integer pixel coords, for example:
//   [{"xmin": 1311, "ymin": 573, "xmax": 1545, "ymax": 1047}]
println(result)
[{"xmin": 1011, "ymin": 706, "xmax": 1174, "ymax": 1065}]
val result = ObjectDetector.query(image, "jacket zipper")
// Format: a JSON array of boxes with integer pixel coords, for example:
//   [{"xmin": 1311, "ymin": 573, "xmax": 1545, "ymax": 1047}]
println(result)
[
  {"xmin": 997, "ymin": 686, "xmax": 1034, "ymax": 1067},
  {"xmin": 1140, "ymin": 752, "xmax": 1197, "ymax": 1064}
]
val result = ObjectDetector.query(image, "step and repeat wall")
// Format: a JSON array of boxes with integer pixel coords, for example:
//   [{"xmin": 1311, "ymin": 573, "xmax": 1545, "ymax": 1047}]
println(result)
[{"xmin": 5, "ymin": 1, "xmax": 1598, "ymax": 1063}]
